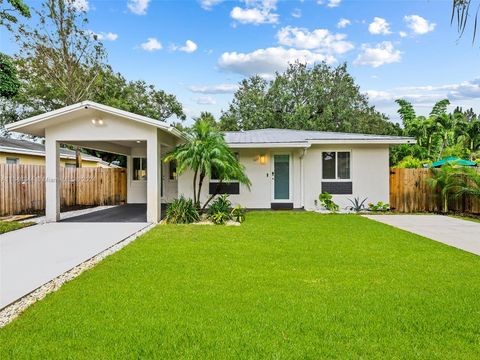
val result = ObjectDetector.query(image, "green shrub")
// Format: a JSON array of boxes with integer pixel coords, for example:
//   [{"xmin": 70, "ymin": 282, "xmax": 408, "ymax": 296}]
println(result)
[
  {"xmin": 208, "ymin": 194, "xmax": 233, "ymax": 224},
  {"xmin": 231, "ymin": 205, "xmax": 246, "ymax": 223},
  {"xmin": 211, "ymin": 211, "xmax": 230, "ymax": 225},
  {"xmin": 367, "ymin": 201, "xmax": 390, "ymax": 212},
  {"xmin": 395, "ymin": 156, "xmax": 430, "ymax": 169},
  {"xmin": 164, "ymin": 196, "xmax": 200, "ymax": 224},
  {"xmin": 319, "ymin": 192, "xmax": 339, "ymax": 212}
]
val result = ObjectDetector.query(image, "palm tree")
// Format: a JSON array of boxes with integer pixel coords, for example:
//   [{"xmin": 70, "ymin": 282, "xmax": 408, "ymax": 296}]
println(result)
[
  {"xmin": 433, "ymin": 112, "xmax": 464, "ymax": 157},
  {"xmin": 164, "ymin": 119, "xmax": 250, "ymax": 210},
  {"xmin": 428, "ymin": 163, "xmax": 464, "ymax": 212},
  {"xmin": 458, "ymin": 118, "xmax": 480, "ymax": 160},
  {"xmin": 452, "ymin": 0, "xmax": 480, "ymax": 43},
  {"xmin": 455, "ymin": 166, "xmax": 480, "ymax": 198}
]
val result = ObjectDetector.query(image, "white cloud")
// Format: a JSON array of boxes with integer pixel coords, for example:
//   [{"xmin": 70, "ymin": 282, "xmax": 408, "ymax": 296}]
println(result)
[
  {"xmin": 327, "ymin": 0, "xmax": 341, "ymax": 8},
  {"xmin": 354, "ymin": 41, "xmax": 401, "ymax": 67},
  {"xmin": 89, "ymin": 31, "xmax": 119, "ymax": 41},
  {"xmin": 69, "ymin": 0, "xmax": 89, "ymax": 11},
  {"xmin": 276, "ymin": 26, "xmax": 354, "ymax": 54},
  {"xmin": 291, "ymin": 8, "xmax": 302, "ymax": 18},
  {"xmin": 404, "ymin": 15, "xmax": 436, "ymax": 35},
  {"xmin": 172, "ymin": 40, "xmax": 198, "ymax": 53},
  {"xmin": 218, "ymin": 47, "xmax": 335, "ymax": 78},
  {"xmin": 188, "ymin": 83, "xmax": 239, "ymax": 94},
  {"xmin": 399, "ymin": 31, "xmax": 408, "ymax": 38},
  {"xmin": 193, "ymin": 96, "xmax": 217, "ymax": 105},
  {"xmin": 199, "ymin": 0, "xmax": 223, "ymax": 10},
  {"xmin": 337, "ymin": 18, "xmax": 351, "ymax": 29},
  {"xmin": 128, "ymin": 0, "xmax": 150, "ymax": 15},
  {"xmin": 230, "ymin": 0, "xmax": 279, "ymax": 25},
  {"xmin": 140, "ymin": 38, "xmax": 162, "ymax": 51},
  {"xmin": 368, "ymin": 17, "xmax": 391, "ymax": 35}
]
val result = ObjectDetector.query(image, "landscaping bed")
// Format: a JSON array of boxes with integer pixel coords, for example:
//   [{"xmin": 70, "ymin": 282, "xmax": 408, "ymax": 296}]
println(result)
[{"xmin": 1, "ymin": 212, "xmax": 479, "ymax": 358}]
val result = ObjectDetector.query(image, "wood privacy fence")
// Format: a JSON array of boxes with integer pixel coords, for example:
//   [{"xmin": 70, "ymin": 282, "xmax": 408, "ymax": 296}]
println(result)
[
  {"xmin": 0, "ymin": 164, "xmax": 127, "ymax": 216},
  {"xmin": 390, "ymin": 168, "xmax": 480, "ymax": 214}
]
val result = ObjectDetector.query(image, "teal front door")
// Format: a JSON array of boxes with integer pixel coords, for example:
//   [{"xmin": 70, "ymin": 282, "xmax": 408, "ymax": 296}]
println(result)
[{"xmin": 273, "ymin": 154, "xmax": 290, "ymax": 200}]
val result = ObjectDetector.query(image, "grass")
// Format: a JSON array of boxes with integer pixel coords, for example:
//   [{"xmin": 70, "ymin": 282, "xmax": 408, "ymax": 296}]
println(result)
[
  {"xmin": 0, "ymin": 221, "xmax": 34, "ymax": 234},
  {"xmin": 1, "ymin": 212, "xmax": 480, "ymax": 359}
]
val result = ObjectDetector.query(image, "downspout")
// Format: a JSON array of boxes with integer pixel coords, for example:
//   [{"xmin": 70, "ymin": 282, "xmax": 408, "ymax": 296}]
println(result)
[{"xmin": 299, "ymin": 147, "xmax": 308, "ymax": 209}]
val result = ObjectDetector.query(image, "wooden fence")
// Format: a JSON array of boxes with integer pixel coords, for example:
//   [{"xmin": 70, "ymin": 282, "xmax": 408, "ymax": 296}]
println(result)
[
  {"xmin": 390, "ymin": 168, "xmax": 480, "ymax": 214},
  {"xmin": 0, "ymin": 164, "xmax": 127, "ymax": 217}
]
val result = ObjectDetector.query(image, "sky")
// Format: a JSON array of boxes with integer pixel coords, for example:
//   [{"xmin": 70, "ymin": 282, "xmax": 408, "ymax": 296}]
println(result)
[{"xmin": 1, "ymin": 0, "xmax": 479, "ymax": 125}]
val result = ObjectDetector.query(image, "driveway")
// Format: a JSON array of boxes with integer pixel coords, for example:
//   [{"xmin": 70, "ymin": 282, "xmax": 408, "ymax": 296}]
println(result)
[
  {"xmin": 364, "ymin": 215, "xmax": 480, "ymax": 256},
  {"xmin": 0, "ymin": 221, "xmax": 149, "ymax": 308}
]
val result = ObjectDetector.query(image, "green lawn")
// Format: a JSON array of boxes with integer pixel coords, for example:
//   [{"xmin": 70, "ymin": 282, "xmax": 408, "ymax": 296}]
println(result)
[
  {"xmin": 0, "ymin": 221, "xmax": 34, "ymax": 234},
  {"xmin": 1, "ymin": 212, "xmax": 480, "ymax": 359}
]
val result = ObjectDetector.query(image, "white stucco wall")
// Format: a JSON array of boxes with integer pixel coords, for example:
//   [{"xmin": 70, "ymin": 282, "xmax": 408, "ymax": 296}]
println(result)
[{"xmin": 178, "ymin": 144, "xmax": 390, "ymax": 211}]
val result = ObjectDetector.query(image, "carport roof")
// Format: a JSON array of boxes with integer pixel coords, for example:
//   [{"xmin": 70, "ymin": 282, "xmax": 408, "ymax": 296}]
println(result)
[{"xmin": 5, "ymin": 101, "xmax": 186, "ymax": 139}]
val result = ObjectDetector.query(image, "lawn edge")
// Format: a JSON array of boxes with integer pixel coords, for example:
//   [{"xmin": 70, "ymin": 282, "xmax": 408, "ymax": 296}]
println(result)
[{"xmin": 0, "ymin": 223, "xmax": 155, "ymax": 328}]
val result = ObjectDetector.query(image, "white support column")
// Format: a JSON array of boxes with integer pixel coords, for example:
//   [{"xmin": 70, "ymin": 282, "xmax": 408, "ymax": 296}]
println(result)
[
  {"xmin": 45, "ymin": 135, "xmax": 60, "ymax": 222},
  {"xmin": 146, "ymin": 132, "xmax": 161, "ymax": 223}
]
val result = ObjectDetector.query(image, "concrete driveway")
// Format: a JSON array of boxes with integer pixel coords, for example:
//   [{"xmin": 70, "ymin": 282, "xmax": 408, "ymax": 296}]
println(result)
[
  {"xmin": 364, "ymin": 215, "xmax": 480, "ymax": 256},
  {"xmin": 0, "ymin": 221, "xmax": 148, "ymax": 308}
]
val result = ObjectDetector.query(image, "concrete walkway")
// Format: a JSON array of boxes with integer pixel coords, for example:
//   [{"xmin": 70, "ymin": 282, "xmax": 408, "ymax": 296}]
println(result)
[
  {"xmin": 0, "ymin": 222, "xmax": 148, "ymax": 308},
  {"xmin": 364, "ymin": 215, "xmax": 480, "ymax": 256}
]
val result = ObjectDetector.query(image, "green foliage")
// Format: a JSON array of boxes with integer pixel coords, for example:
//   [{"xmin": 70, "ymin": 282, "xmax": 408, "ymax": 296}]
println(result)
[
  {"xmin": 454, "ymin": 167, "xmax": 480, "ymax": 199},
  {"xmin": 208, "ymin": 194, "xmax": 232, "ymax": 216},
  {"xmin": 164, "ymin": 196, "xmax": 200, "ymax": 224},
  {"xmin": 220, "ymin": 62, "xmax": 401, "ymax": 136},
  {"xmin": 319, "ymin": 192, "xmax": 339, "ymax": 212},
  {"xmin": 0, "ymin": 0, "xmax": 30, "ymax": 31},
  {"xmin": 0, "ymin": 52, "xmax": 20, "ymax": 98},
  {"xmin": 367, "ymin": 201, "xmax": 390, "ymax": 212},
  {"xmin": 395, "ymin": 156, "xmax": 429, "ymax": 169},
  {"xmin": 231, "ymin": 205, "xmax": 246, "ymax": 223},
  {"xmin": 0, "ymin": 220, "xmax": 33, "ymax": 234},
  {"xmin": 164, "ymin": 120, "xmax": 251, "ymax": 210},
  {"xmin": 211, "ymin": 211, "xmax": 230, "ymax": 225},
  {"xmin": 392, "ymin": 101, "xmax": 480, "ymax": 166},
  {"xmin": 428, "ymin": 164, "xmax": 463, "ymax": 213},
  {"xmin": 346, "ymin": 197, "xmax": 368, "ymax": 212}
]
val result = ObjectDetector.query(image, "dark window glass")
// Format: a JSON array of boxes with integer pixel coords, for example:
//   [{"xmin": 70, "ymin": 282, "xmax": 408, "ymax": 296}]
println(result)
[
  {"xmin": 322, "ymin": 152, "xmax": 336, "ymax": 179},
  {"xmin": 337, "ymin": 152, "xmax": 350, "ymax": 179},
  {"xmin": 6, "ymin": 157, "xmax": 18, "ymax": 165},
  {"xmin": 133, "ymin": 157, "xmax": 147, "ymax": 180},
  {"xmin": 169, "ymin": 161, "xmax": 177, "ymax": 180}
]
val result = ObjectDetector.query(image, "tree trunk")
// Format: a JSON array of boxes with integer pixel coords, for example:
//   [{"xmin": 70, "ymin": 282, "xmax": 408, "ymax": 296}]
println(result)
[
  {"xmin": 201, "ymin": 180, "xmax": 223, "ymax": 211},
  {"xmin": 75, "ymin": 147, "xmax": 82, "ymax": 168},
  {"xmin": 192, "ymin": 169, "xmax": 198, "ymax": 206},
  {"xmin": 197, "ymin": 173, "xmax": 205, "ymax": 209}
]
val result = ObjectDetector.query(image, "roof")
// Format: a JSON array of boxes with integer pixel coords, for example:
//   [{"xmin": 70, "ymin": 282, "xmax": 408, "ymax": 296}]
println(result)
[
  {"xmin": 0, "ymin": 137, "xmax": 107, "ymax": 163},
  {"xmin": 5, "ymin": 100, "xmax": 185, "ymax": 139},
  {"xmin": 223, "ymin": 128, "xmax": 415, "ymax": 147}
]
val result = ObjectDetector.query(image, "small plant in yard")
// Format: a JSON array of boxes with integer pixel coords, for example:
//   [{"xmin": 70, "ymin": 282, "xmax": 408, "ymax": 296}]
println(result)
[
  {"xmin": 319, "ymin": 192, "xmax": 339, "ymax": 212},
  {"xmin": 231, "ymin": 205, "xmax": 246, "ymax": 223},
  {"xmin": 164, "ymin": 196, "xmax": 200, "ymax": 224},
  {"xmin": 367, "ymin": 201, "xmax": 390, "ymax": 212},
  {"xmin": 346, "ymin": 197, "xmax": 368, "ymax": 212},
  {"xmin": 208, "ymin": 194, "xmax": 232, "ymax": 223}
]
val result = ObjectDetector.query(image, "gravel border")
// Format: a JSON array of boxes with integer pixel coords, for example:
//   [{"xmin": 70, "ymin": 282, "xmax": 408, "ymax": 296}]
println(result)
[{"xmin": 0, "ymin": 222, "xmax": 155, "ymax": 328}]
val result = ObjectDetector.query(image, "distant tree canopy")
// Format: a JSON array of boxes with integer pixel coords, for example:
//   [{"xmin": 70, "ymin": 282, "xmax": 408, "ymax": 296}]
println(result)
[
  {"xmin": 0, "ymin": 0, "xmax": 30, "ymax": 30},
  {"xmin": 219, "ymin": 62, "xmax": 401, "ymax": 136},
  {"xmin": 0, "ymin": 53, "xmax": 20, "ymax": 98}
]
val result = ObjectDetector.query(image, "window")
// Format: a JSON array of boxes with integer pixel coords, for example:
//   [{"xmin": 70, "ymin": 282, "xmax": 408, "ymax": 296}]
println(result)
[
  {"xmin": 322, "ymin": 151, "xmax": 350, "ymax": 180},
  {"xmin": 209, "ymin": 153, "xmax": 240, "ymax": 195},
  {"xmin": 133, "ymin": 157, "xmax": 147, "ymax": 180},
  {"xmin": 6, "ymin": 157, "xmax": 19, "ymax": 165},
  {"xmin": 65, "ymin": 163, "xmax": 76, "ymax": 169},
  {"xmin": 169, "ymin": 160, "xmax": 177, "ymax": 180}
]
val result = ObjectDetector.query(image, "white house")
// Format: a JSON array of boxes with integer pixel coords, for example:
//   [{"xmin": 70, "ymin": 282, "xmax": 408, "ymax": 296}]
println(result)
[{"xmin": 6, "ymin": 101, "xmax": 414, "ymax": 222}]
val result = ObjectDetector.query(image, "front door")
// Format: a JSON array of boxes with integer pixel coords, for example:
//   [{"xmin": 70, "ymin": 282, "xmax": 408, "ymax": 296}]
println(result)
[{"xmin": 272, "ymin": 154, "xmax": 291, "ymax": 202}]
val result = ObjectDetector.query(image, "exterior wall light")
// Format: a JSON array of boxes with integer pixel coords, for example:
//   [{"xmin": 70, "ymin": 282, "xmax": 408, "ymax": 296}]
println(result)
[
  {"xmin": 259, "ymin": 154, "xmax": 266, "ymax": 164},
  {"xmin": 91, "ymin": 118, "xmax": 105, "ymax": 126}
]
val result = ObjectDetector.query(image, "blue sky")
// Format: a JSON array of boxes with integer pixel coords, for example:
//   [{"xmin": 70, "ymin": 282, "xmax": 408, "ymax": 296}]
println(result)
[{"xmin": 1, "ymin": 0, "xmax": 479, "ymax": 125}]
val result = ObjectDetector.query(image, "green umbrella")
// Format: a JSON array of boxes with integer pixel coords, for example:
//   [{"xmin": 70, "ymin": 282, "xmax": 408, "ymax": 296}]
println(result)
[{"xmin": 431, "ymin": 156, "xmax": 477, "ymax": 168}]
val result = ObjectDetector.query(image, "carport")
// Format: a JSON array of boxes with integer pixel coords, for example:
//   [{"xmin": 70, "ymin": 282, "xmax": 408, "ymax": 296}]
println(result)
[{"xmin": 6, "ymin": 101, "xmax": 184, "ymax": 223}]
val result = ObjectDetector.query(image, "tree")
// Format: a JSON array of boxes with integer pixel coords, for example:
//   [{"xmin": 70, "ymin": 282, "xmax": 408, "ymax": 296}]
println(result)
[
  {"xmin": 164, "ymin": 120, "xmax": 250, "ymax": 210},
  {"xmin": 452, "ymin": 0, "xmax": 480, "ymax": 43},
  {"xmin": 0, "ymin": 53, "xmax": 20, "ymax": 98},
  {"xmin": 93, "ymin": 67, "xmax": 185, "ymax": 122},
  {"xmin": 428, "ymin": 164, "xmax": 463, "ymax": 213},
  {"xmin": 455, "ymin": 166, "xmax": 480, "ymax": 199},
  {"xmin": 0, "ymin": 0, "xmax": 30, "ymax": 30},
  {"xmin": 220, "ymin": 62, "xmax": 400, "ymax": 136},
  {"xmin": 395, "ymin": 99, "xmax": 416, "ymax": 127}
]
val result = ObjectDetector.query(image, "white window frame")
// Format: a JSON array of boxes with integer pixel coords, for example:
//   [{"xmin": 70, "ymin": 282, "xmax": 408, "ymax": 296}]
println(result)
[
  {"xmin": 6, "ymin": 157, "xmax": 19, "ymax": 165},
  {"xmin": 132, "ymin": 157, "xmax": 147, "ymax": 182},
  {"xmin": 321, "ymin": 150, "xmax": 352, "ymax": 182}
]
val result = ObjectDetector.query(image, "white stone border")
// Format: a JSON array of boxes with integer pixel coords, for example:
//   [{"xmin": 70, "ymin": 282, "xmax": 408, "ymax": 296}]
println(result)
[{"xmin": 0, "ymin": 223, "xmax": 155, "ymax": 328}]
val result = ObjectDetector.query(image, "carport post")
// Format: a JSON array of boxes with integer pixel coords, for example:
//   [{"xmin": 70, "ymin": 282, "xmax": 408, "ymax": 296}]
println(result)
[
  {"xmin": 45, "ymin": 136, "xmax": 60, "ymax": 222},
  {"xmin": 146, "ymin": 136, "xmax": 161, "ymax": 223}
]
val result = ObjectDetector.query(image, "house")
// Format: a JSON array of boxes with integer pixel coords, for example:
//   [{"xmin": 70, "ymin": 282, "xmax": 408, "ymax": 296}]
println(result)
[
  {"xmin": 5, "ymin": 101, "xmax": 414, "ymax": 223},
  {"xmin": 0, "ymin": 137, "xmax": 117, "ymax": 168}
]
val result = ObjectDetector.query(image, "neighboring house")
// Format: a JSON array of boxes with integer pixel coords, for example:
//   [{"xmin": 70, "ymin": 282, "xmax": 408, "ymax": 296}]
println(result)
[
  {"xmin": 0, "ymin": 137, "xmax": 116, "ymax": 168},
  {"xmin": 5, "ymin": 101, "xmax": 414, "ymax": 223}
]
